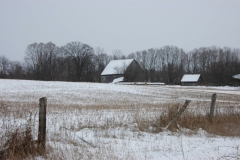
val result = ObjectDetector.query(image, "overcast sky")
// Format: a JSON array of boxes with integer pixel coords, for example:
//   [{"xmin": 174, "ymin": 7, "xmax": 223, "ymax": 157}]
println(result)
[{"xmin": 0, "ymin": 0, "xmax": 240, "ymax": 61}]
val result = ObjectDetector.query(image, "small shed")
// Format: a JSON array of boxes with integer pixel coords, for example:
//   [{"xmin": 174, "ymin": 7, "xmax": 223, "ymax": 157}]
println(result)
[
  {"xmin": 101, "ymin": 59, "xmax": 144, "ymax": 83},
  {"xmin": 232, "ymin": 74, "xmax": 240, "ymax": 86},
  {"xmin": 181, "ymin": 74, "xmax": 204, "ymax": 86}
]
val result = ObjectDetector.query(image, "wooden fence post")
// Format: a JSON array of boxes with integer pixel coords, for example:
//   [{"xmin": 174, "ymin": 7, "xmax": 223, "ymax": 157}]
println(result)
[
  {"xmin": 210, "ymin": 93, "xmax": 217, "ymax": 123},
  {"xmin": 38, "ymin": 97, "xmax": 47, "ymax": 151},
  {"xmin": 164, "ymin": 100, "xmax": 191, "ymax": 130}
]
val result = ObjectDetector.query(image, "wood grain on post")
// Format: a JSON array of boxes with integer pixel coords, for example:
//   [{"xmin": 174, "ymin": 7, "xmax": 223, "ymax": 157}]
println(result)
[
  {"xmin": 38, "ymin": 97, "xmax": 47, "ymax": 150},
  {"xmin": 210, "ymin": 93, "xmax": 217, "ymax": 123},
  {"xmin": 165, "ymin": 100, "xmax": 191, "ymax": 130}
]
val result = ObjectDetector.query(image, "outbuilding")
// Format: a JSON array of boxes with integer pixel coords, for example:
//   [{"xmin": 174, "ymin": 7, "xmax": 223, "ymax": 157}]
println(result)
[
  {"xmin": 101, "ymin": 59, "xmax": 144, "ymax": 83},
  {"xmin": 181, "ymin": 74, "xmax": 204, "ymax": 86}
]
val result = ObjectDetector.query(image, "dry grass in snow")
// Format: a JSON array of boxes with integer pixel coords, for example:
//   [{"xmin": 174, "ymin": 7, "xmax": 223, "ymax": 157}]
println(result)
[{"xmin": 0, "ymin": 79, "xmax": 240, "ymax": 159}]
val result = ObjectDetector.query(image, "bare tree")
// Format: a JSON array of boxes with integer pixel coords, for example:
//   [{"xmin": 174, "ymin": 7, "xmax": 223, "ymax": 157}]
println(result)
[
  {"xmin": 94, "ymin": 47, "xmax": 108, "ymax": 81},
  {"xmin": 24, "ymin": 43, "xmax": 39, "ymax": 79},
  {"xmin": 127, "ymin": 52, "xmax": 136, "ymax": 59},
  {"xmin": 146, "ymin": 48, "xmax": 158, "ymax": 82},
  {"xmin": 95, "ymin": 47, "xmax": 111, "ymax": 67},
  {"xmin": 8, "ymin": 61, "xmax": 24, "ymax": 79},
  {"xmin": 137, "ymin": 50, "xmax": 148, "ymax": 81},
  {"xmin": 0, "ymin": 55, "xmax": 10, "ymax": 78},
  {"xmin": 63, "ymin": 41, "xmax": 95, "ymax": 81},
  {"xmin": 44, "ymin": 42, "xmax": 58, "ymax": 80},
  {"xmin": 112, "ymin": 50, "xmax": 125, "ymax": 60},
  {"xmin": 24, "ymin": 42, "xmax": 58, "ymax": 80}
]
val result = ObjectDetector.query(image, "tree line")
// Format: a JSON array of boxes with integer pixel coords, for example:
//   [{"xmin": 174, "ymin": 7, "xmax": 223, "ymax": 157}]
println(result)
[{"xmin": 0, "ymin": 41, "xmax": 240, "ymax": 85}]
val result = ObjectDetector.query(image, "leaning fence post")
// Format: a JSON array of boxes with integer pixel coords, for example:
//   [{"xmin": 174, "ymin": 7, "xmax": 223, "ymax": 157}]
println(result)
[
  {"xmin": 164, "ymin": 100, "xmax": 191, "ymax": 130},
  {"xmin": 38, "ymin": 97, "xmax": 47, "ymax": 151},
  {"xmin": 210, "ymin": 93, "xmax": 217, "ymax": 123}
]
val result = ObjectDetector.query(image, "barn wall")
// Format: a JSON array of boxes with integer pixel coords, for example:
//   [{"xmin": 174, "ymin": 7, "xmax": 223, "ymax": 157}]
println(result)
[
  {"xmin": 124, "ymin": 61, "xmax": 144, "ymax": 82},
  {"xmin": 181, "ymin": 82, "xmax": 198, "ymax": 86},
  {"xmin": 101, "ymin": 74, "xmax": 123, "ymax": 83},
  {"xmin": 233, "ymin": 79, "xmax": 240, "ymax": 86}
]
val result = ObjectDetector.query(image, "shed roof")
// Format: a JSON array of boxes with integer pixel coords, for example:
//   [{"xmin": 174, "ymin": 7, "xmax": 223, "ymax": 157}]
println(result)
[
  {"xmin": 181, "ymin": 74, "xmax": 201, "ymax": 82},
  {"xmin": 101, "ymin": 59, "xmax": 134, "ymax": 76},
  {"xmin": 233, "ymin": 74, "xmax": 240, "ymax": 79}
]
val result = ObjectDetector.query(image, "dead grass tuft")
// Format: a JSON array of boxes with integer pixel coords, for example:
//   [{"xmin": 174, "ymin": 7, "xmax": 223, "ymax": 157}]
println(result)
[
  {"xmin": 0, "ymin": 111, "xmax": 45, "ymax": 160},
  {"xmin": 1, "ymin": 127, "xmax": 41, "ymax": 160},
  {"xmin": 135, "ymin": 103, "xmax": 180, "ymax": 133}
]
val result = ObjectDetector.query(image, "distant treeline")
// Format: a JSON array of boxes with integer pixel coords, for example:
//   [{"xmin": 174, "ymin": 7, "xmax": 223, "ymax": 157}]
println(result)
[{"xmin": 0, "ymin": 41, "xmax": 240, "ymax": 85}]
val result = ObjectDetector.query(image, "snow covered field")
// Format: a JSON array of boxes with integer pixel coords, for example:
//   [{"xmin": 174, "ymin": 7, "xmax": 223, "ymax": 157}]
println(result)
[{"xmin": 0, "ymin": 79, "xmax": 240, "ymax": 159}]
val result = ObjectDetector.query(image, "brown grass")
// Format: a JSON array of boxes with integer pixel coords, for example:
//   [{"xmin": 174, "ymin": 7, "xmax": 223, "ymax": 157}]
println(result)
[
  {"xmin": 178, "ymin": 107, "xmax": 240, "ymax": 136},
  {"xmin": 1, "ymin": 89, "xmax": 240, "ymax": 159},
  {"xmin": 135, "ymin": 103, "xmax": 180, "ymax": 132},
  {"xmin": 135, "ymin": 104, "xmax": 240, "ymax": 136},
  {"xmin": 1, "ymin": 127, "xmax": 41, "ymax": 160},
  {"xmin": 0, "ymin": 108, "xmax": 45, "ymax": 160}
]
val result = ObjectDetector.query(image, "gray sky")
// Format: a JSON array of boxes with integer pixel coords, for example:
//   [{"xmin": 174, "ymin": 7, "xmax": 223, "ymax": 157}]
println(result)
[{"xmin": 0, "ymin": 0, "xmax": 240, "ymax": 61}]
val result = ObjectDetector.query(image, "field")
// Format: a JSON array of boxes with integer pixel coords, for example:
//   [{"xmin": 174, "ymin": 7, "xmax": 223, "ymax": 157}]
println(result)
[{"xmin": 0, "ymin": 79, "xmax": 240, "ymax": 159}]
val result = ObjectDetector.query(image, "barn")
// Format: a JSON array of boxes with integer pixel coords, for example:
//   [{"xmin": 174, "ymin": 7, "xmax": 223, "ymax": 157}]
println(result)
[
  {"xmin": 101, "ymin": 59, "xmax": 144, "ymax": 83},
  {"xmin": 181, "ymin": 74, "xmax": 204, "ymax": 86}
]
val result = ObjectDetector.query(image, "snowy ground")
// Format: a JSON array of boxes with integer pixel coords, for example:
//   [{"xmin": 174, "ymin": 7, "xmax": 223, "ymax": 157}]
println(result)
[{"xmin": 0, "ymin": 79, "xmax": 240, "ymax": 159}]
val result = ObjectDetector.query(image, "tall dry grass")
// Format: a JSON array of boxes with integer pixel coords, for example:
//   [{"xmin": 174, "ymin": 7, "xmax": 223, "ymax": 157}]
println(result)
[
  {"xmin": 1, "ymin": 88, "xmax": 240, "ymax": 159},
  {"xmin": 134, "ymin": 103, "xmax": 240, "ymax": 136},
  {"xmin": 179, "ymin": 106, "xmax": 240, "ymax": 136},
  {"xmin": 1, "ymin": 126, "xmax": 42, "ymax": 160},
  {"xmin": 0, "ymin": 101, "xmax": 45, "ymax": 160}
]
